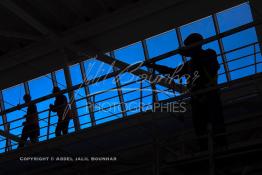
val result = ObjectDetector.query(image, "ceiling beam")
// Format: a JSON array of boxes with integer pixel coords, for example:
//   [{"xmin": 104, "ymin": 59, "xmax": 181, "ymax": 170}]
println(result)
[
  {"xmin": 0, "ymin": 0, "xmax": 53, "ymax": 36},
  {"xmin": 0, "ymin": 30, "xmax": 42, "ymax": 41},
  {"xmin": 0, "ymin": 0, "xmax": 246, "ymax": 89}
]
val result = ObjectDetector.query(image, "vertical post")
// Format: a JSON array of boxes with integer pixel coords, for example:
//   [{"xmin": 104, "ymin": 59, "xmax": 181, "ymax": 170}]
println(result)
[
  {"xmin": 140, "ymin": 79, "xmax": 143, "ymax": 112},
  {"xmin": 212, "ymin": 14, "xmax": 231, "ymax": 82},
  {"xmin": 142, "ymin": 40, "xmax": 159, "ymax": 107},
  {"xmin": 47, "ymin": 109, "xmax": 51, "ymax": 140},
  {"xmin": 0, "ymin": 91, "xmax": 12, "ymax": 151},
  {"xmin": 63, "ymin": 66, "xmax": 81, "ymax": 131},
  {"xmin": 254, "ymin": 44, "xmax": 257, "ymax": 74},
  {"xmin": 24, "ymin": 82, "xmax": 30, "ymax": 95},
  {"xmin": 110, "ymin": 52, "xmax": 127, "ymax": 118},
  {"xmin": 151, "ymin": 102, "xmax": 160, "ymax": 175},
  {"xmin": 79, "ymin": 62, "xmax": 97, "ymax": 126},
  {"xmin": 208, "ymin": 123, "xmax": 215, "ymax": 175},
  {"xmin": 176, "ymin": 27, "xmax": 187, "ymax": 63},
  {"xmin": 51, "ymin": 72, "xmax": 58, "ymax": 87}
]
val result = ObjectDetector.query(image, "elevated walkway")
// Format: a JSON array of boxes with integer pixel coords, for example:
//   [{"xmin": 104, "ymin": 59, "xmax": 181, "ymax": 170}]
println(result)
[{"xmin": 0, "ymin": 73, "xmax": 262, "ymax": 175}]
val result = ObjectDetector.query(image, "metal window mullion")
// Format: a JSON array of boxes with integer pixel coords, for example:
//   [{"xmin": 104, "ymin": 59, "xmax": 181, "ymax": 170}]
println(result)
[
  {"xmin": 0, "ymin": 91, "xmax": 12, "ymax": 151},
  {"xmin": 142, "ymin": 40, "xmax": 159, "ymax": 103},
  {"xmin": 176, "ymin": 27, "xmax": 187, "ymax": 63},
  {"xmin": 51, "ymin": 72, "xmax": 58, "ymax": 87},
  {"xmin": 212, "ymin": 14, "xmax": 231, "ymax": 82},
  {"xmin": 110, "ymin": 52, "xmax": 127, "ymax": 117},
  {"xmin": 79, "ymin": 62, "xmax": 97, "ymax": 125},
  {"xmin": 63, "ymin": 66, "xmax": 81, "ymax": 131},
  {"xmin": 24, "ymin": 82, "xmax": 30, "ymax": 95}
]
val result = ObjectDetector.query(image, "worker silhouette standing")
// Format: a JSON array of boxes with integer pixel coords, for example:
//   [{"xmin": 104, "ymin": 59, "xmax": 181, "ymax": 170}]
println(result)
[
  {"xmin": 50, "ymin": 87, "xmax": 71, "ymax": 136},
  {"xmin": 146, "ymin": 33, "xmax": 227, "ymax": 151},
  {"xmin": 18, "ymin": 94, "xmax": 40, "ymax": 148}
]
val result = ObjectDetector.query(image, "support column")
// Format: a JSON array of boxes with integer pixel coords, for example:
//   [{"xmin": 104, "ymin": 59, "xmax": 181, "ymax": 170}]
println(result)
[
  {"xmin": 79, "ymin": 62, "xmax": 96, "ymax": 126},
  {"xmin": 24, "ymin": 82, "xmax": 30, "ymax": 95},
  {"xmin": 51, "ymin": 72, "xmax": 58, "ymax": 87},
  {"xmin": 212, "ymin": 14, "xmax": 231, "ymax": 82},
  {"xmin": 0, "ymin": 91, "xmax": 12, "ymax": 151},
  {"xmin": 110, "ymin": 52, "xmax": 127, "ymax": 117},
  {"xmin": 63, "ymin": 66, "xmax": 81, "ymax": 131}
]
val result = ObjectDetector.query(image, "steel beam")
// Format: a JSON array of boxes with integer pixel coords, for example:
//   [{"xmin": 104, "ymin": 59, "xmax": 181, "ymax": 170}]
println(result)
[{"xmin": 79, "ymin": 62, "xmax": 96, "ymax": 126}]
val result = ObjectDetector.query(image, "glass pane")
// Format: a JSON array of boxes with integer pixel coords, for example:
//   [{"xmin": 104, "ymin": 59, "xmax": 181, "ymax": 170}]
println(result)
[
  {"xmin": 146, "ymin": 29, "xmax": 179, "ymax": 58},
  {"xmin": 217, "ymin": 3, "xmax": 253, "ymax": 32},
  {"xmin": 222, "ymin": 28, "xmax": 258, "ymax": 79},
  {"xmin": 70, "ymin": 64, "xmax": 83, "ymax": 86},
  {"xmin": 84, "ymin": 59, "xmax": 114, "ymax": 80},
  {"xmin": 55, "ymin": 69, "xmax": 67, "ymax": 89},
  {"xmin": 2, "ymin": 84, "xmax": 25, "ymax": 109},
  {"xmin": 180, "ymin": 16, "xmax": 216, "ymax": 39},
  {"xmin": 29, "ymin": 75, "xmax": 53, "ymax": 100},
  {"xmin": 114, "ymin": 42, "xmax": 145, "ymax": 65}
]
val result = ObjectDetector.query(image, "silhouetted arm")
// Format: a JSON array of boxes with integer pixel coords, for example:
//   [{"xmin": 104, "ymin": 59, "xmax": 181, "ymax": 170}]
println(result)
[{"xmin": 146, "ymin": 62, "xmax": 189, "ymax": 76}]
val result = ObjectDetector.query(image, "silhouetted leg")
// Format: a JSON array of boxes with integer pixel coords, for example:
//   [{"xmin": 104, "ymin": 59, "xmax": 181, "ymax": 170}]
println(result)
[
  {"xmin": 29, "ymin": 127, "xmax": 39, "ymax": 144},
  {"xmin": 207, "ymin": 91, "xmax": 227, "ymax": 149},
  {"xmin": 62, "ymin": 119, "xmax": 69, "ymax": 135},
  {"xmin": 191, "ymin": 98, "xmax": 208, "ymax": 151},
  {"xmin": 18, "ymin": 125, "xmax": 29, "ymax": 148},
  {"xmin": 55, "ymin": 120, "xmax": 62, "ymax": 136}
]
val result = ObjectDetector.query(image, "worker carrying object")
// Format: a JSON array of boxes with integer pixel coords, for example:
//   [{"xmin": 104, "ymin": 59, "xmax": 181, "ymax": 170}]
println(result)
[
  {"xmin": 49, "ymin": 87, "xmax": 72, "ymax": 137},
  {"xmin": 146, "ymin": 33, "xmax": 227, "ymax": 151}
]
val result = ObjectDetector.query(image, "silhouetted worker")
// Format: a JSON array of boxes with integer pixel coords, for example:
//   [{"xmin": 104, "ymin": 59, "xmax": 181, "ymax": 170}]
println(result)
[
  {"xmin": 18, "ymin": 94, "xmax": 40, "ymax": 148},
  {"xmin": 50, "ymin": 87, "xmax": 70, "ymax": 136},
  {"xmin": 146, "ymin": 33, "xmax": 227, "ymax": 151}
]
